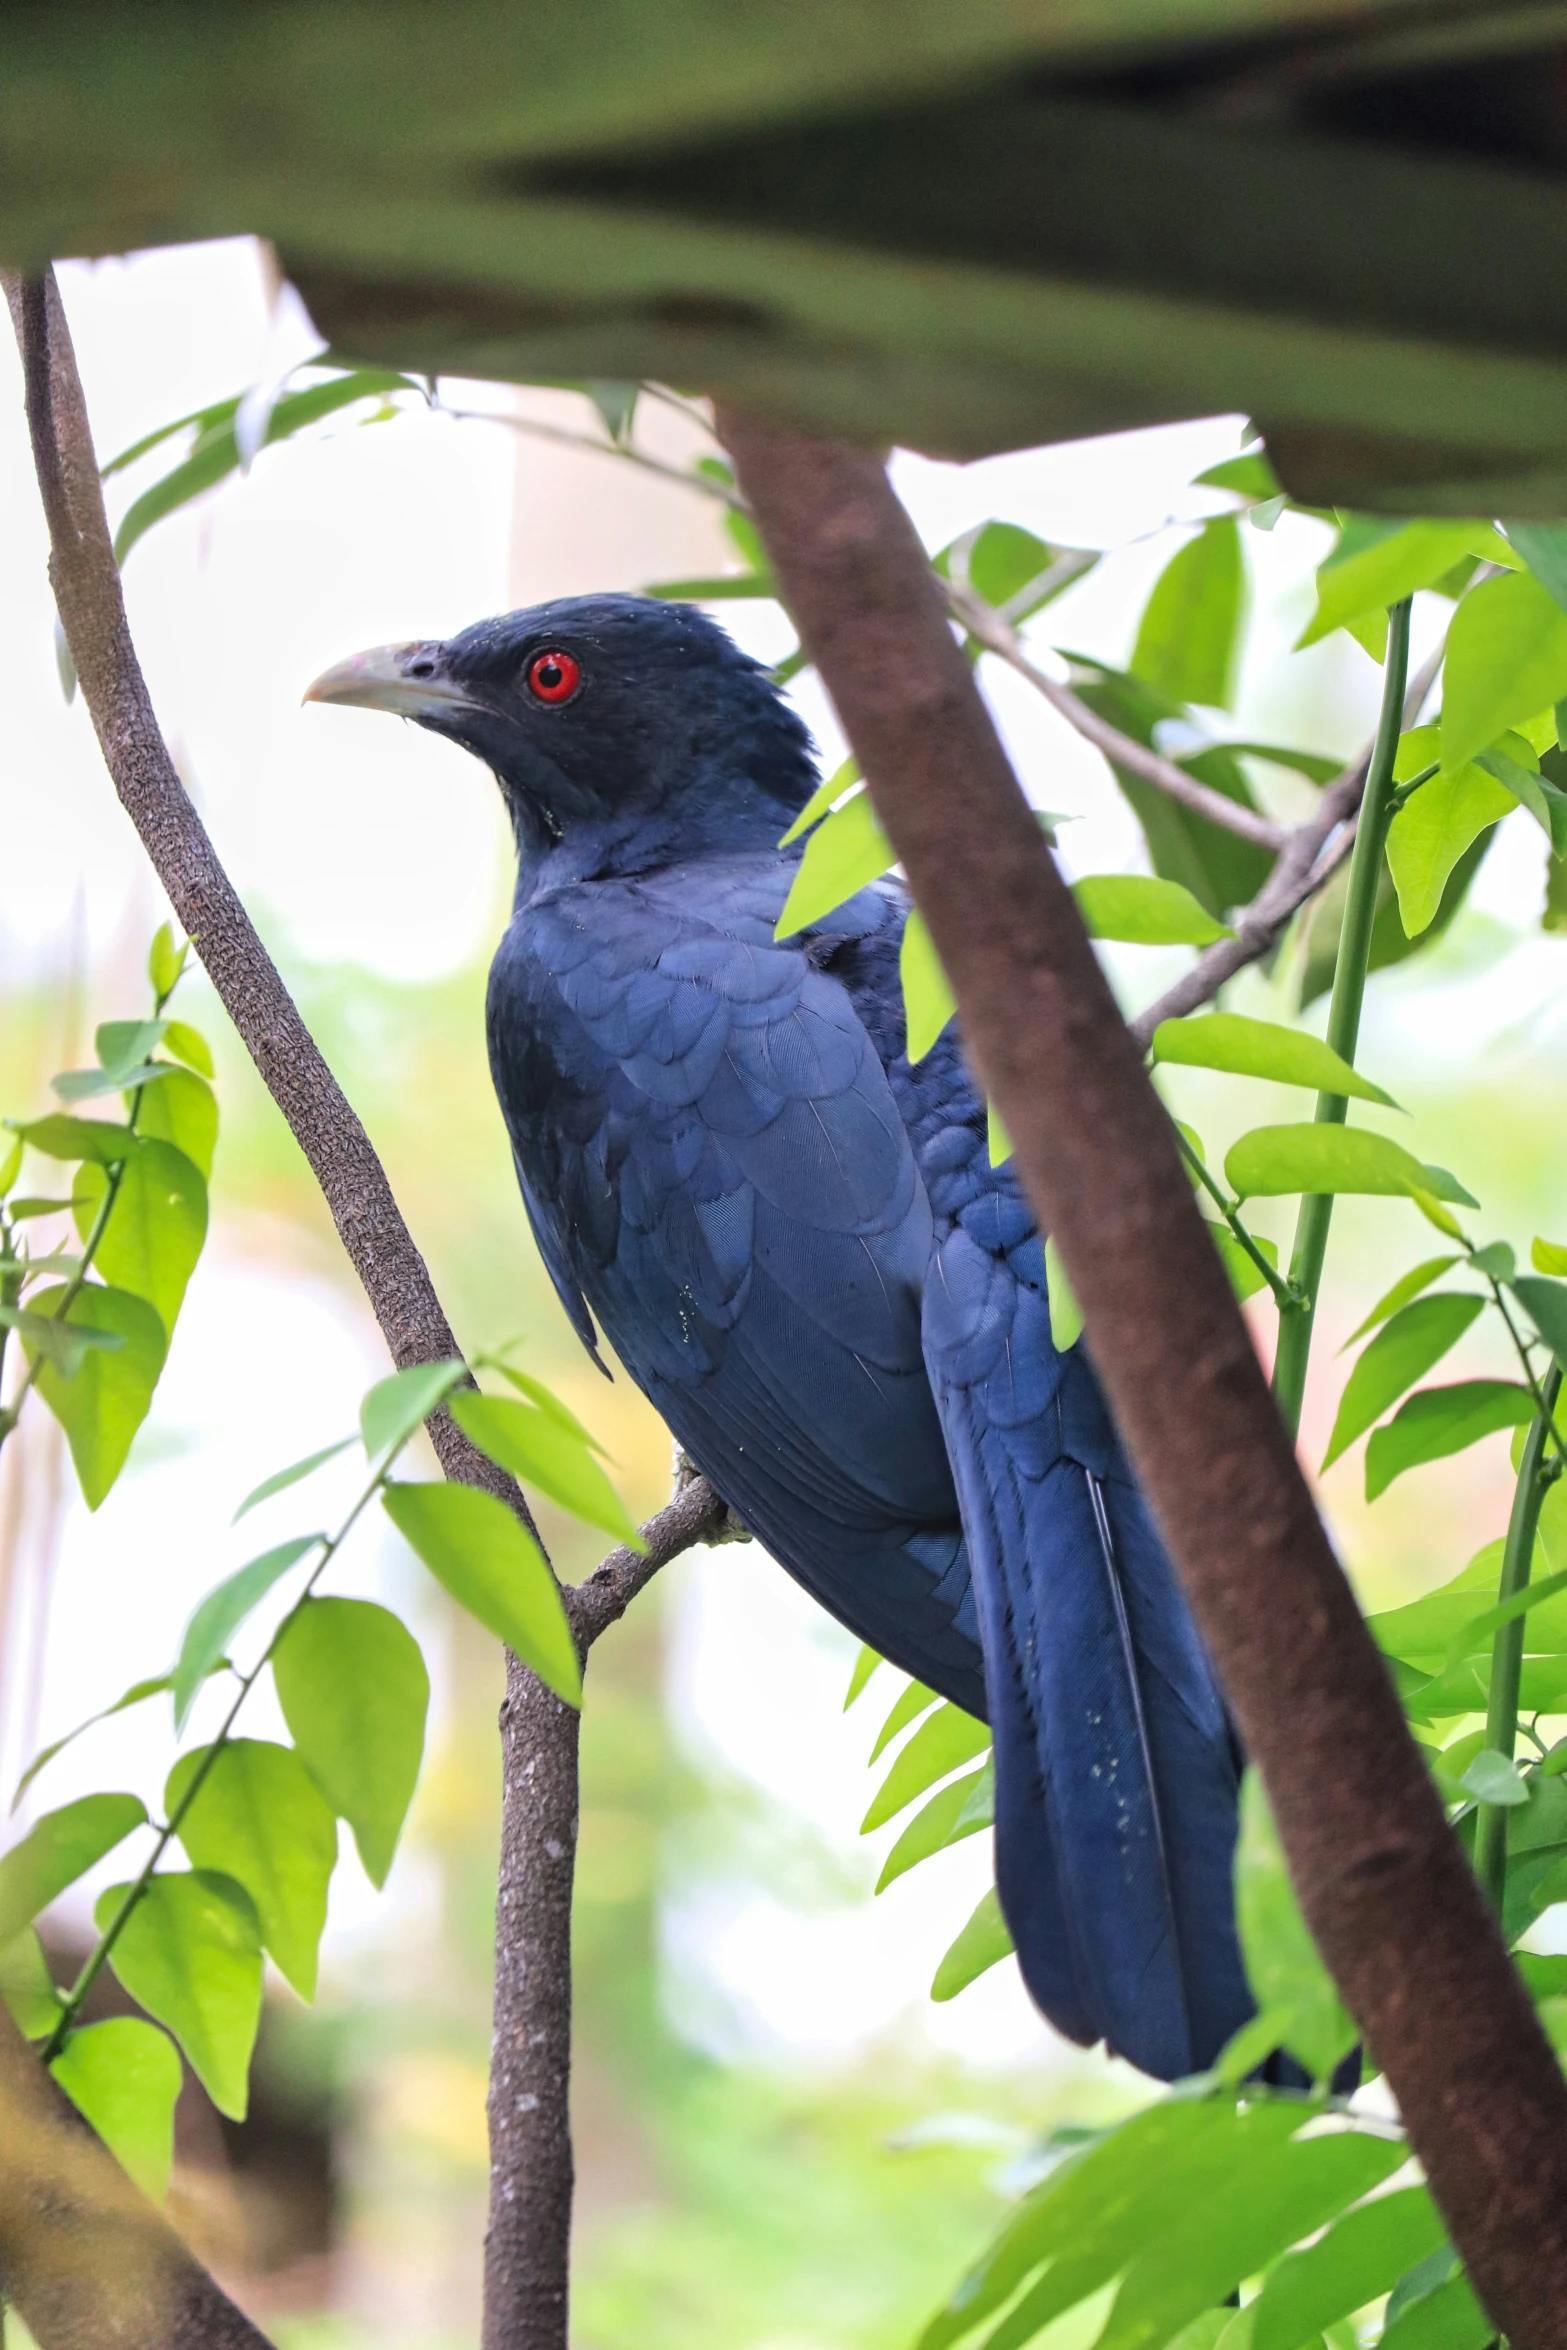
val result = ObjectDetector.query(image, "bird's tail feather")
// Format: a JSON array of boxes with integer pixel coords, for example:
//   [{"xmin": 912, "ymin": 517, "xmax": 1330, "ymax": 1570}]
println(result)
[{"xmin": 974, "ymin": 1380, "xmax": 1253, "ymax": 2081}]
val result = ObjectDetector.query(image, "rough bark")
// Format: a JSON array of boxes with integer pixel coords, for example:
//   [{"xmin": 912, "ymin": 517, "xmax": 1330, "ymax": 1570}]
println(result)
[
  {"xmin": 0, "ymin": 2002, "xmax": 271, "ymax": 2350},
  {"xmin": 7, "ymin": 266, "xmax": 726, "ymax": 2350},
  {"xmin": 721, "ymin": 408, "xmax": 1567, "ymax": 2350}
]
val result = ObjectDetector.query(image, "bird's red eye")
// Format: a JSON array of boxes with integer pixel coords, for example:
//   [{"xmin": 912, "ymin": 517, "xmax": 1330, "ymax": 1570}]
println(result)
[{"xmin": 526, "ymin": 648, "xmax": 581, "ymax": 704}]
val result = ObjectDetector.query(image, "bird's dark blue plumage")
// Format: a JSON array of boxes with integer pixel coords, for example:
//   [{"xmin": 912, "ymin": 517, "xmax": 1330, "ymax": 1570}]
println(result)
[{"xmin": 311, "ymin": 592, "xmax": 1253, "ymax": 2081}]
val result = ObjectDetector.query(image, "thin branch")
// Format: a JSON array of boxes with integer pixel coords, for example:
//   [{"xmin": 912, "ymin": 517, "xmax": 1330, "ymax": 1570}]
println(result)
[
  {"xmin": 8, "ymin": 265, "xmax": 728, "ymax": 2350},
  {"xmin": 948, "ymin": 581, "xmax": 1291, "ymax": 854},
  {"xmin": 439, "ymin": 401, "xmax": 749, "ymax": 513},
  {"xmin": 1129, "ymin": 640, "xmax": 1445, "ymax": 1046},
  {"xmin": 722, "ymin": 408, "xmax": 1567, "ymax": 2350}
]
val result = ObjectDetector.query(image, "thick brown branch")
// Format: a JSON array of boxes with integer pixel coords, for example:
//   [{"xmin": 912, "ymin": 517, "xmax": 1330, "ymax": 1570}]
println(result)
[
  {"xmin": 7, "ymin": 267, "xmax": 727, "ymax": 2350},
  {"xmin": 722, "ymin": 408, "xmax": 1567, "ymax": 2350},
  {"xmin": 0, "ymin": 2000, "xmax": 271, "ymax": 2350},
  {"xmin": 949, "ymin": 582, "xmax": 1290, "ymax": 853}
]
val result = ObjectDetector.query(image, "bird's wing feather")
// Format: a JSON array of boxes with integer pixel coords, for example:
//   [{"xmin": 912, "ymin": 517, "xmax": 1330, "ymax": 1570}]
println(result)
[{"xmin": 487, "ymin": 858, "xmax": 987, "ymax": 1712}]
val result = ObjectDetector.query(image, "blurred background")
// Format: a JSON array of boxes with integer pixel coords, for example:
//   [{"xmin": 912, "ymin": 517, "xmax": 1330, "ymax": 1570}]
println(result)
[{"xmin": 1, "ymin": 238, "xmax": 1563, "ymax": 2350}]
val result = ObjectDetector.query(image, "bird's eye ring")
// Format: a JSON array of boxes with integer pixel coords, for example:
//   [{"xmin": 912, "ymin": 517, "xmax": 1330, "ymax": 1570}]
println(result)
[{"xmin": 526, "ymin": 648, "xmax": 581, "ymax": 704}]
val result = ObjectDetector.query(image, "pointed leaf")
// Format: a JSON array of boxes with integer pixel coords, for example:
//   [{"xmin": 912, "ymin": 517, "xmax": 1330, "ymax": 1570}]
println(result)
[
  {"xmin": 1131, "ymin": 516, "xmax": 1246, "ymax": 709},
  {"xmin": 51, "ymin": 2018, "xmax": 183, "ymax": 2203},
  {"xmin": 1346, "ymin": 1257, "xmax": 1461, "ymax": 1345},
  {"xmin": 1322, "ymin": 1295, "xmax": 1484, "ymax": 1469},
  {"xmin": 14, "ymin": 1675, "xmax": 177, "ymax": 1809},
  {"xmin": 13, "ymin": 1115, "xmax": 136, "ymax": 1165},
  {"xmin": 233, "ymin": 1438, "xmax": 353, "ymax": 1523},
  {"xmin": 168, "ymin": 1740, "xmax": 336, "ymax": 2001},
  {"xmin": 1072, "ymin": 875, "xmax": 1231, "ymax": 946},
  {"xmin": 449, "ymin": 1391, "xmax": 641, "ymax": 1547},
  {"xmin": 1366, "ymin": 1382, "xmax": 1536, "ymax": 1500},
  {"xmin": 25, "ymin": 1283, "xmax": 167, "ymax": 1509},
  {"xmin": 173, "ymin": 1537, "xmax": 321, "ymax": 1730},
  {"xmin": 1226, "ymin": 1125, "xmax": 1467, "ymax": 1205},
  {"xmin": 870, "ymin": 1679, "xmax": 939, "ymax": 1763},
  {"xmin": 1045, "ymin": 1235, "xmax": 1084, "ymax": 1346},
  {"xmin": 73, "ymin": 1140, "xmax": 207, "ymax": 1338},
  {"xmin": 381, "ymin": 1481, "xmax": 581, "ymax": 1706},
  {"xmin": 146, "ymin": 922, "xmax": 187, "ymax": 998},
  {"xmin": 1379, "ymin": 2271, "xmax": 1490, "ymax": 2349},
  {"xmin": 862, "ymin": 1704, "xmax": 989, "ymax": 1831},
  {"xmin": 1387, "ymin": 764, "xmax": 1515, "ymax": 937},
  {"xmin": 1253, "ymin": 2185, "xmax": 1445, "ymax": 2350},
  {"xmin": 0, "ymin": 1793, "xmax": 147, "ymax": 1944},
  {"xmin": 1299, "ymin": 518, "xmax": 1509, "ymax": 649},
  {"xmin": 271, "ymin": 1598, "xmax": 427, "ymax": 1886},
  {"xmin": 775, "ymin": 792, "xmax": 893, "ymax": 937},
  {"xmin": 1442, "ymin": 568, "xmax": 1567, "ymax": 773},
  {"xmin": 1152, "ymin": 1013, "xmax": 1395, "ymax": 1104},
  {"xmin": 901, "ymin": 908, "xmax": 957, "ymax": 1064},
  {"xmin": 778, "ymin": 755, "xmax": 859, "ymax": 847},
  {"xmin": 1533, "ymin": 1237, "xmax": 1567, "ymax": 1276},
  {"xmin": 876, "ymin": 1768, "xmax": 990, "ymax": 1892},
  {"xmin": 844, "ymin": 1645, "xmax": 882, "ymax": 1710},
  {"xmin": 161, "ymin": 1020, "xmax": 214, "ymax": 1078},
  {"xmin": 1511, "ymin": 1273, "xmax": 1567, "ymax": 1367},
  {"xmin": 931, "ymin": 1886, "xmax": 1014, "ymax": 2002},
  {"xmin": 1235, "ymin": 1772, "xmax": 1354, "ymax": 2086},
  {"xmin": 483, "ymin": 1362, "xmax": 611, "ymax": 1456},
  {"xmin": 97, "ymin": 1870, "xmax": 261, "ymax": 2119},
  {"xmin": 359, "ymin": 1359, "xmax": 466, "ymax": 1459}
]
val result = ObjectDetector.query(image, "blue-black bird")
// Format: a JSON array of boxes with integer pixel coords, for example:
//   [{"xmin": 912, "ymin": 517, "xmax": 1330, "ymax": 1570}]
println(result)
[{"xmin": 308, "ymin": 593, "xmax": 1253, "ymax": 2082}]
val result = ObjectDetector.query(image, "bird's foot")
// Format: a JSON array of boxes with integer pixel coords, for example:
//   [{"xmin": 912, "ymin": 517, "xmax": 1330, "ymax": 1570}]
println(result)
[{"xmin": 673, "ymin": 1446, "xmax": 751, "ymax": 1544}]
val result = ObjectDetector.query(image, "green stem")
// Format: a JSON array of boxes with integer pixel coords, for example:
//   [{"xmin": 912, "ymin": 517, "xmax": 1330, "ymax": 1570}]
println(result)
[
  {"xmin": 1474, "ymin": 1364, "xmax": 1563, "ymax": 1913},
  {"xmin": 41, "ymin": 1452, "xmax": 386, "ymax": 2062},
  {"xmin": 1172, "ymin": 1125, "xmax": 1298, "ymax": 1311},
  {"xmin": 1272, "ymin": 597, "xmax": 1412, "ymax": 1440}
]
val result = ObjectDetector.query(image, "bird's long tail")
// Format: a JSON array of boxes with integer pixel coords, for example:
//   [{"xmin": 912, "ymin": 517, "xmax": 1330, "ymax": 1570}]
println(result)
[{"xmin": 963, "ymin": 1354, "xmax": 1254, "ymax": 2082}]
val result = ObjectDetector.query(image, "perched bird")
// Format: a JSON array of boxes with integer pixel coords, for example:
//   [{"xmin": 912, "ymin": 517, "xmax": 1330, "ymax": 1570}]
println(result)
[{"xmin": 308, "ymin": 594, "xmax": 1253, "ymax": 2082}]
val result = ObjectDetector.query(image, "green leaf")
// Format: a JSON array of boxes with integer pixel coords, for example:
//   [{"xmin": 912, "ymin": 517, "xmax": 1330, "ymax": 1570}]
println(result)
[
  {"xmin": 1442, "ymin": 568, "xmax": 1567, "ymax": 773},
  {"xmin": 147, "ymin": 921, "xmax": 187, "ymax": 999},
  {"xmin": 1072, "ymin": 875, "xmax": 1232, "ymax": 946},
  {"xmin": 1251, "ymin": 2186, "xmax": 1446, "ymax": 2350},
  {"xmin": 1387, "ymin": 766, "xmax": 1516, "ymax": 940},
  {"xmin": 778, "ymin": 755, "xmax": 859, "ymax": 847},
  {"xmin": 173, "ymin": 1535, "xmax": 322, "ymax": 1730},
  {"xmin": 73, "ymin": 1140, "xmax": 207, "ymax": 1339},
  {"xmin": 876, "ymin": 1768, "xmax": 990, "ymax": 1892},
  {"xmin": 1063, "ymin": 657, "xmax": 1273, "ymax": 919},
  {"xmin": 381, "ymin": 1481, "xmax": 581, "ymax": 1706},
  {"xmin": 861, "ymin": 1704, "xmax": 989, "ymax": 1831},
  {"xmin": 931, "ymin": 1886, "xmax": 1014, "ymax": 2002},
  {"xmin": 1235, "ymin": 1772, "xmax": 1355, "ymax": 2085},
  {"xmin": 1322, "ymin": 1295, "xmax": 1485, "ymax": 1470},
  {"xmin": 584, "ymin": 379, "xmax": 638, "ymax": 443},
  {"xmin": 844, "ymin": 1645, "xmax": 882, "ymax": 1710},
  {"xmin": 26, "ymin": 1283, "xmax": 167, "ymax": 1510},
  {"xmin": 1207, "ymin": 1223, "xmax": 1278, "ymax": 1304},
  {"xmin": 480, "ymin": 1360, "xmax": 611, "ymax": 1457},
  {"xmin": 1194, "ymin": 453, "xmax": 1280, "ymax": 501},
  {"xmin": 1476, "ymin": 740, "xmax": 1567, "ymax": 854},
  {"xmin": 113, "ymin": 370, "xmax": 420, "ymax": 563},
  {"xmin": 135, "ymin": 1068, "xmax": 218, "ymax": 1180},
  {"xmin": 233, "ymin": 1439, "xmax": 353, "ymax": 1524},
  {"xmin": 988, "ymin": 1099, "xmax": 1011, "ymax": 1167},
  {"xmin": 1533, "ymin": 1236, "xmax": 1567, "ymax": 1276},
  {"xmin": 51, "ymin": 2018, "xmax": 183, "ymax": 2203},
  {"xmin": 1045, "ymin": 1235, "xmax": 1084, "ymax": 1348},
  {"xmin": 1131, "ymin": 516, "xmax": 1246, "ymax": 709},
  {"xmin": 901, "ymin": 908, "xmax": 957, "ymax": 1064},
  {"xmin": 12, "ymin": 1115, "xmax": 136, "ymax": 1165},
  {"xmin": 106, "ymin": 396, "xmax": 241, "ymax": 480},
  {"xmin": 1446, "ymin": 1565, "xmax": 1567, "ymax": 1664},
  {"xmin": 161, "ymin": 1020, "xmax": 213, "ymax": 1078},
  {"xmin": 1225, "ymin": 741, "xmax": 1344, "ymax": 786},
  {"xmin": 0, "ymin": 1929, "xmax": 61, "ymax": 2037},
  {"xmin": 168, "ymin": 1740, "xmax": 337, "ymax": 2001},
  {"xmin": 1152, "ymin": 1013, "xmax": 1395, "ymax": 1105},
  {"xmin": 1226, "ymin": 1125, "xmax": 1461, "ymax": 1206},
  {"xmin": 359, "ymin": 1358, "xmax": 467, "ymax": 1459},
  {"xmin": 1497, "ymin": 1769, "xmax": 1567, "ymax": 1940},
  {"xmin": 1366, "ymin": 1382, "xmax": 1536, "ymax": 1500},
  {"xmin": 870, "ymin": 1679, "xmax": 940, "ymax": 1763},
  {"xmin": 449, "ymin": 1391, "xmax": 642, "ymax": 1548},
  {"xmin": 1346, "ymin": 1257, "xmax": 1461, "ymax": 1345},
  {"xmin": 1298, "ymin": 518, "xmax": 1510, "ymax": 649},
  {"xmin": 14, "ymin": 1674, "xmax": 178, "ymax": 1808},
  {"xmin": 775, "ymin": 793, "xmax": 893, "ymax": 938},
  {"xmin": 645, "ymin": 570, "xmax": 777, "ymax": 602},
  {"xmin": 1379, "ymin": 2270, "xmax": 1490, "ymax": 2349},
  {"xmin": 271, "ymin": 1598, "xmax": 428, "ymax": 1888},
  {"xmin": 52, "ymin": 1062, "xmax": 178, "ymax": 1106},
  {"xmin": 1511, "ymin": 1273, "xmax": 1567, "ymax": 1367},
  {"xmin": 0, "ymin": 1134, "xmax": 21, "ymax": 1196},
  {"xmin": 1460, "ymin": 1749, "xmax": 1529, "ymax": 1805},
  {"xmin": 1367, "ymin": 1541, "xmax": 1512, "ymax": 1668},
  {"xmin": 0, "ymin": 1792, "xmax": 147, "ymax": 1943},
  {"xmin": 0, "ymin": 1301, "xmax": 124, "ymax": 1375},
  {"xmin": 97, "ymin": 1870, "xmax": 261, "ymax": 2120},
  {"xmin": 1506, "ymin": 521, "xmax": 1567, "ymax": 615},
  {"xmin": 944, "ymin": 521, "xmax": 1097, "ymax": 624}
]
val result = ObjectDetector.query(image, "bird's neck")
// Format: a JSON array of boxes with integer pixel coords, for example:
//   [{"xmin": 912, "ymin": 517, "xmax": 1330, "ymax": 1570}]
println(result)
[{"xmin": 508, "ymin": 791, "xmax": 805, "ymax": 899}]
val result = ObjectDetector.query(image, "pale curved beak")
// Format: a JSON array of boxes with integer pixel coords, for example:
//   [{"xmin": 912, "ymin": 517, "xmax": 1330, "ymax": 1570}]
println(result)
[{"xmin": 303, "ymin": 641, "xmax": 477, "ymax": 719}]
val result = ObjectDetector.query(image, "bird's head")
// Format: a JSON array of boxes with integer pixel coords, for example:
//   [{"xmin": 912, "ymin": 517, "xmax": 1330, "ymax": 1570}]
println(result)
[{"xmin": 306, "ymin": 592, "xmax": 816, "ymax": 859}]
